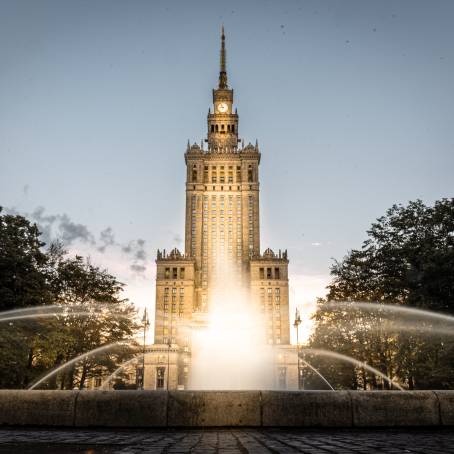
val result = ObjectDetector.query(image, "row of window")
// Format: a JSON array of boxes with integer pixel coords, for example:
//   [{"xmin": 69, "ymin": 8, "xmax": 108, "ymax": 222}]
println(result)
[
  {"xmin": 210, "ymin": 123, "xmax": 236, "ymax": 133},
  {"xmin": 191, "ymin": 164, "xmax": 256, "ymax": 183},
  {"xmin": 164, "ymin": 268, "xmax": 185, "ymax": 280},
  {"xmin": 259, "ymin": 267, "xmax": 282, "ymax": 280}
]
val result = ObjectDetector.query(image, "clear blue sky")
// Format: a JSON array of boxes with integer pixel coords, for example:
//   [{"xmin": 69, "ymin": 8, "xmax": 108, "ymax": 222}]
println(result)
[{"xmin": 1, "ymin": 0, "xmax": 453, "ymax": 324}]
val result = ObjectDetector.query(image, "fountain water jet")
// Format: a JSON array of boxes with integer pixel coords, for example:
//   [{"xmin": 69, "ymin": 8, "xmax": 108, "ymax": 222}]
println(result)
[
  {"xmin": 100, "ymin": 353, "xmax": 144, "ymax": 389},
  {"xmin": 0, "ymin": 303, "xmax": 122, "ymax": 318},
  {"xmin": 1, "ymin": 312, "xmax": 99, "ymax": 323},
  {"xmin": 28, "ymin": 341, "xmax": 133, "ymax": 390},
  {"xmin": 324, "ymin": 301, "xmax": 454, "ymax": 325},
  {"xmin": 301, "ymin": 348, "xmax": 405, "ymax": 391},
  {"xmin": 189, "ymin": 266, "xmax": 275, "ymax": 390},
  {"xmin": 300, "ymin": 359, "xmax": 335, "ymax": 390}
]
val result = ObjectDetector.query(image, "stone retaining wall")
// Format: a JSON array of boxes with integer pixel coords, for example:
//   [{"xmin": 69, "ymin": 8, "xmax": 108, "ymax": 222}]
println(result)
[{"xmin": 0, "ymin": 390, "xmax": 452, "ymax": 428}]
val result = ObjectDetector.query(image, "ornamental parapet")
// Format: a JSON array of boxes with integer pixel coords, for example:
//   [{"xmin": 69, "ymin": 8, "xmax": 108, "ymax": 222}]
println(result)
[
  {"xmin": 185, "ymin": 141, "xmax": 260, "ymax": 158},
  {"xmin": 251, "ymin": 248, "xmax": 289, "ymax": 262},
  {"xmin": 156, "ymin": 248, "xmax": 194, "ymax": 262}
]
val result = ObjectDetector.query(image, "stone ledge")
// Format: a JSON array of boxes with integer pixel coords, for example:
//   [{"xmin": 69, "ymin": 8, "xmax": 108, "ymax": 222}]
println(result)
[
  {"xmin": 0, "ymin": 390, "xmax": 77, "ymax": 426},
  {"xmin": 350, "ymin": 391, "xmax": 440, "ymax": 427},
  {"xmin": 168, "ymin": 391, "xmax": 261, "ymax": 427},
  {"xmin": 0, "ymin": 390, "xmax": 452, "ymax": 427},
  {"xmin": 262, "ymin": 390, "xmax": 352, "ymax": 427},
  {"xmin": 434, "ymin": 391, "xmax": 454, "ymax": 426},
  {"xmin": 74, "ymin": 390, "xmax": 167, "ymax": 427}
]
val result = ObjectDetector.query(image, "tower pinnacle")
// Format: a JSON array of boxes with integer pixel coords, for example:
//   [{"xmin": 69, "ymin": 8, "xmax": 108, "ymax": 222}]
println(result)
[{"xmin": 219, "ymin": 25, "xmax": 228, "ymax": 89}]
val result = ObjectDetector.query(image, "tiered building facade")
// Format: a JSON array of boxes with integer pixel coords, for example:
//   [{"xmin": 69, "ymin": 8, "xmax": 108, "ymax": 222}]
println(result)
[{"xmin": 142, "ymin": 29, "xmax": 297, "ymax": 390}]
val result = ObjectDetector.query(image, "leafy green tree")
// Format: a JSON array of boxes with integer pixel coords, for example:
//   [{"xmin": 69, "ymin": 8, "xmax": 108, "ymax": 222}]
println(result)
[
  {"xmin": 0, "ymin": 207, "xmax": 51, "ymax": 310},
  {"xmin": 309, "ymin": 199, "xmax": 454, "ymax": 389},
  {"xmin": 0, "ymin": 210, "xmax": 140, "ymax": 389}
]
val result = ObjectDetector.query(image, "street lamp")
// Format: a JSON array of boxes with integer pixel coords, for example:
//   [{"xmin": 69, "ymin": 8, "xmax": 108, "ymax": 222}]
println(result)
[
  {"xmin": 293, "ymin": 308, "xmax": 302, "ymax": 390},
  {"xmin": 141, "ymin": 308, "xmax": 150, "ymax": 390},
  {"xmin": 166, "ymin": 338, "xmax": 172, "ymax": 391}
]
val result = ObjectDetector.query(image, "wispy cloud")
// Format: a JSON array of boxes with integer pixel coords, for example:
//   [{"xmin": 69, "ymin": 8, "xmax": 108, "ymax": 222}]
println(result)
[{"xmin": 4, "ymin": 206, "xmax": 149, "ymax": 275}]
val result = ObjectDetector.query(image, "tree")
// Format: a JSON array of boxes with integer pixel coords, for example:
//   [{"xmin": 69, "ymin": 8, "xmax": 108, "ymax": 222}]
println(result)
[
  {"xmin": 309, "ymin": 199, "xmax": 454, "ymax": 389},
  {"xmin": 0, "ymin": 210, "xmax": 140, "ymax": 389},
  {"xmin": 0, "ymin": 207, "xmax": 51, "ymax": 310}
]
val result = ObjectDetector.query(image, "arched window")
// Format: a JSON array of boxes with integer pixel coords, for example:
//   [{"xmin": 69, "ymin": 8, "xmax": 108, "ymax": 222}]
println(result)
[{"xmin": 192, "ymin": 165, "xmax": 197, "ymax": 182}]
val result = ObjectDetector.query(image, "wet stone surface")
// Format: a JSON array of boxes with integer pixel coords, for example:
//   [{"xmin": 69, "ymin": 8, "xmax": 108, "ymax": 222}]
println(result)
[{"xmin": 0, "ymin": 428, "xmax": 453, "ymax": 453}]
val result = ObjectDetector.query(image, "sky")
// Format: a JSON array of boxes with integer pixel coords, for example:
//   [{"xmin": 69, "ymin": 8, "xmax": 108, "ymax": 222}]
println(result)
[{"xmin": 1, "ymin": 0, "xmax": 453, "ymax": 340}]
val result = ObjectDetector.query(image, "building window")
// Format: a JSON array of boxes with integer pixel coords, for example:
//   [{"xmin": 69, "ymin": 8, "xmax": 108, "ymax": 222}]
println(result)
[
  {"xmin": 180, "ymin": 268, "xmax": 185, "ymax": 279},
  {"xmin": 278, "ymin": 367, "xmax": 286, "ymax": 389},
  {"xmin": 165, "ymin": 268, "xmax": 170, "ymax": 279},
  {"xmin": 275, "ymin": 267, "xmax": 280, "ymax": 280},
  {"xmin": 248, "ymin": 164, "xmax": 253, "ymax": 182},
  {"xmin": 156, "ymin": 367, "xmax": 165, "ymax": 389},
  {"xmin": 259, "ymin": 268, "xmax": 264, "ymax": 279},
  {"xmin": 267, "ymin": 268, "xmax": 272, "ymax": 279},
  {"xmin": 192, "ymin": 165, "xmax": 197, "ymax": 182}
]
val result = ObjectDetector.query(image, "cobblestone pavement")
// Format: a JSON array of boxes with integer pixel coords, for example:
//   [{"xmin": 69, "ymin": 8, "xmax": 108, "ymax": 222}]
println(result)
[{"xmin": 0, "ymin": 428, "xmax": 453, "ymax": 454}]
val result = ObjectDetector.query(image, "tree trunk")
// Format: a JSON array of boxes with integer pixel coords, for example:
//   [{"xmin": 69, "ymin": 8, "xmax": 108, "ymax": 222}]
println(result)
[
  {"xmin": 22, "ymin": 347, "xmax": 34, "ymax": 387},
  {"xmin": 46, "ymin": 353, "xmax": 63, "ymax": 389},
  {"xmin": 79, "ymin": 360, "xmax": 88, "ymax": 390}
]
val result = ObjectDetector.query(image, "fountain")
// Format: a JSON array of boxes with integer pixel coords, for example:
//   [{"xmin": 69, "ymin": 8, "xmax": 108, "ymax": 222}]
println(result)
[
  {"xmin": 0, "ymin": 299, "xmax": 453, "ymax": 391},
  {"xmin": 189, "ymin": 285, "xmax": 275, "ymax": 390}
]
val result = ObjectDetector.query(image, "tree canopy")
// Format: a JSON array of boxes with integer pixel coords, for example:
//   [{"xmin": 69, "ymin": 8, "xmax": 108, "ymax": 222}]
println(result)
[
  {"xmin": 308, "ymin": 199, "xmax": 454, "ymax": 390},
  {"xmin": 0, "ymin": 208, "xmax": 140, "ymax": 389}
]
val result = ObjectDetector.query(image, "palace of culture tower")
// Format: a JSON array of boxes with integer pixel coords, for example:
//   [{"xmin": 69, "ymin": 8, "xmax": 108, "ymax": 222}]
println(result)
[{"xmin": 141, "ymin": 29, "xmax": 298, "ymax": 390}]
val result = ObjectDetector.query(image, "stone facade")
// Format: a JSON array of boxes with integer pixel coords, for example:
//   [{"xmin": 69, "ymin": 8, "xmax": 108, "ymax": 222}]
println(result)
[{"xmin": 143, "ymin": 29, "xmax": 297, "ymax": 390}]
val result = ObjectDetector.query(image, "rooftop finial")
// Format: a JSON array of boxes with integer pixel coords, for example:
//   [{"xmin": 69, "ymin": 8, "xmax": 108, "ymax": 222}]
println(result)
[{"xmin": 219, "ymin": 25, "xmax": 228, "ymax": 89}]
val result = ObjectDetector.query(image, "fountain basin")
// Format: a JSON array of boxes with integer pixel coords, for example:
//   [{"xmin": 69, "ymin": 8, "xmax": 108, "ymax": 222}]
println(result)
[{"xmin": 0, "ymin": 390, "xmax": 453, "ymax": 428}]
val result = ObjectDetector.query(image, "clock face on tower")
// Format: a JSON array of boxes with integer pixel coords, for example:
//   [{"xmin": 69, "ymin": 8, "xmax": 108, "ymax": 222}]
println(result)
[{"xmin": 217, "ymin": 102, "xmax": 228, "ymax": 113}]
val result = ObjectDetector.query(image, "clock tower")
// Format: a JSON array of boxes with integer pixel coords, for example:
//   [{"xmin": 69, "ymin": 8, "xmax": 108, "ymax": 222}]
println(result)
[
  {"xmin": 207, "ymin": 26, "xmax": 239, "ymax": 151},
  {"xmin": 141, "ymin": 28, "xmax": 297, "ymax": 391}
]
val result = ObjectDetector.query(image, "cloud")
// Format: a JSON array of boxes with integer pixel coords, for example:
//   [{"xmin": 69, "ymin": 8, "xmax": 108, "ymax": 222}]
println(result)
[
  {"xmin": 121, "ymin": 239, "xmax": 148, "ymax": 274},
  {"xmin": 28, "ymin": 206, "xmax": 94, "ymax": 246},
  {"xmin": 4, "ymin": 206, "xmax": 149, "ymax": 275},
  {"xmin": 58, "ymin": 214, "xmax": 95, "ymax": 245},
  {"xmin": 130, "ymin": 264, "xmax": 147, "ymax": 273},
  {"xmin": 23, "ymin": 184, "xmax": 30, "ymax": 196},
  {"xmin": 98, "ymin": 227, "xmax": 115, "ymax": 252},
  {"xmin": 311, "ymin": 242, "xmax": 322, "ymax": 247}
]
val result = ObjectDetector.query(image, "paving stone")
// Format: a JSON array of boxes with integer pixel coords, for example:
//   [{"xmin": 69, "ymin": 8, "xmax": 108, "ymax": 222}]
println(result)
[{"xmin": 0, "ymin": 428, "xmax": 453, "ymax": 453}]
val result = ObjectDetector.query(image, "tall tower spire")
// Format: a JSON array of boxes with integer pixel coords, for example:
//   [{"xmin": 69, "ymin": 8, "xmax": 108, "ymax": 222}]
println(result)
[{"xmin": 219, "ymin": 25, "xmax": 228, "ymax": 89}]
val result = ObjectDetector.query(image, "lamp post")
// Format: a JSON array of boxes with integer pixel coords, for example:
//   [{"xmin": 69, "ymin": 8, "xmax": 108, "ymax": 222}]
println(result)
[
  {"xmin": 141, "ymin": 308, "xmax": 150, "ymax": 390},
  {"xmin": 293, "ymin": 308, "xmax": 302, "ymax": 389},
  {"xmin": 166, "ymin": 338, "xmax": 172, "ymax": 391}
]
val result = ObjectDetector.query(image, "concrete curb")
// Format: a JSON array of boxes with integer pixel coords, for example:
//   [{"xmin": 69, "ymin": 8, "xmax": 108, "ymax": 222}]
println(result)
[
  {"xmin": 0, "ymin": 390, "xmax": 453, "ymax": 427},
  {"xmin": 0, "ymin": 390, "xmax": 77, "ymax": 426}
]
